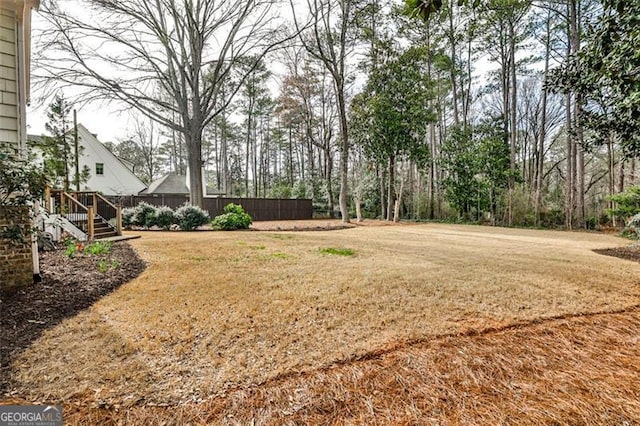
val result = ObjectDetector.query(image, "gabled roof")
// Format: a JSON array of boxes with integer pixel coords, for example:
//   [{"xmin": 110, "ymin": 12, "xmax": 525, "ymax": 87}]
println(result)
[
  {"xmin": 28, "ymin": 124, "xmax": 148, "ymax": 195},
  {"xmin": 140, "ymin": 173, "xmax": 225, "ymax": 196},
  {"xmin": 142, "ymin": 173, "xmax": 188, "ymax": 195}
]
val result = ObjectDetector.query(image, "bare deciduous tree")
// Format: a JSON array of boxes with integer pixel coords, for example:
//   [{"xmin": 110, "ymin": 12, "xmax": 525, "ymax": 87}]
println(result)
[
  {"xmin": 35, "ymin": 0, "xmax": 296, "ymax": 206},
  {"xmin": 290, "ymin": 0, "xmax": 361, "ymax": 223}
]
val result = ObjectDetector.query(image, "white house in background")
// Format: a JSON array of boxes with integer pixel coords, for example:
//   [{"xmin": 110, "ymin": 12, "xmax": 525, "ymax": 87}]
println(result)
[
  {"xmin": 29, "ymin": 123, "xmax": 148, "ymax": 195},
  {"xmin": 75, "ymin": 124, "xmax": 147, "ymax": 195}
]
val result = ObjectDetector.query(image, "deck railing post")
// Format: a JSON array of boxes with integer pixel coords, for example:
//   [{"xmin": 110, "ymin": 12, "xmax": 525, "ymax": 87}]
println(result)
[
  {"xmin": 44, "ymin": 186, "xmax": 51, "ymax": 212},
  {"xmin": 116, "ymin": 205, "xmax": 122, "ymax": 236},
  {"xmin": 61, "ymin": 192, "xmax": 67, "ymax": 215},
  {"xmin": 87, "ymin": 207, "xmax": 95, "ymax": 240}
]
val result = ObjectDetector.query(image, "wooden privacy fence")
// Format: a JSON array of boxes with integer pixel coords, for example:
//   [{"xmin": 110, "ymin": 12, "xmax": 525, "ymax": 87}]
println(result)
[{"xmin": 114, "ymin": 195, "xmax": 313, "ymax": 221}]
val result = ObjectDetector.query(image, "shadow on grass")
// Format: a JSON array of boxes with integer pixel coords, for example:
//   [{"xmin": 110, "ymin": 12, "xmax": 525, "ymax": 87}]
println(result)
[{"xmin": 0, "ymin": 242, "xmax": 146, "ymax": 396}]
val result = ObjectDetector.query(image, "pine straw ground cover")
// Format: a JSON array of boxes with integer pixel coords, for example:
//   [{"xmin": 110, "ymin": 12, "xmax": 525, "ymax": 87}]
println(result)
[{"xmin": 3, "ymin": 223, "xmax": 640, "ymax": 424}]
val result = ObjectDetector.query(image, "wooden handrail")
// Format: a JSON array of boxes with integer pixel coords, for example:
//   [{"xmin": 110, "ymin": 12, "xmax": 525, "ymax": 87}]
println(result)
[
  {"xmin": 62, "ymin": 192, "xmax": 89, "ymax": 212},
  {"xmin": 95, "ymin": 192, "xmax": 118, "ymax": 210},
  {"xmin": 44, "ymin": 186, "xmax": 119, "ymax": 239}
]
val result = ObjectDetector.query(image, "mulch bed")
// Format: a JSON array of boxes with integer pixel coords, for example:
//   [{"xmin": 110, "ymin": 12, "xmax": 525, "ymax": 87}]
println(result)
[
  {"xmin": 593, "ymin": 244, "xmax": 640, "ymax": 263},
  {"xmin": 0, "ymin": 242, "xmax": 145, "ymax": 395}
]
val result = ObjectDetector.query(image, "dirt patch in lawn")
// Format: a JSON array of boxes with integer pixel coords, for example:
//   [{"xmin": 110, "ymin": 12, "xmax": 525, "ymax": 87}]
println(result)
[
  {"xmin": 0, "ymin": 242, "xmax": 145, "ymax": 395},
  {"xmin": 250, "ymin": 219, "xmax": 356, "ymax": 231},
  {"xmin": 594, "ymin": 244, "xmax": 640, "ymax": 263},
  {"xmin": 3, "ymin": 224, "xmax": 640, "ymax": 413},
  {"xmin": 248, "ymin": 218, "xmax": 408, "ymax": 231}
]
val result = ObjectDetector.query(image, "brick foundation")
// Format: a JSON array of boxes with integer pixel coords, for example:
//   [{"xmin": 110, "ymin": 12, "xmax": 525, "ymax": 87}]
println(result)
[{"xmin": 0, "ymin": 206, "xmax": 33, "ymax": 294}]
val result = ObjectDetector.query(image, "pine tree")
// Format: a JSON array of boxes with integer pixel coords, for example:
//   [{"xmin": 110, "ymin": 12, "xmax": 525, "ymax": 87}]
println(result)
[{"xmin": 39, "ymin": 95, "xmax": 83, "ymax": 192}]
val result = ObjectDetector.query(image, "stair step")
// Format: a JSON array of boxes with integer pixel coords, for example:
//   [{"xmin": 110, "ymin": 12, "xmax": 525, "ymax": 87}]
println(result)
[
  {"xmin": 94, "ymin": 232, "xmax": 118, "ymax": 239},
  {"xmin": 60, "ymin": 210, "xmax": 120, "ymax": 240}
]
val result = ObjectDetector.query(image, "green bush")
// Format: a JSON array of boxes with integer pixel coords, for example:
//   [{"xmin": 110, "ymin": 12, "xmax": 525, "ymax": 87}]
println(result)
[
  {"xmin": 607, "ymin": 186, "xmax": 640, "ymax": 218},
  {"xmin": 122, "ymin": 207, "xmax": 135, "ymax": 229},
  {"xmin": 153, "ymin": 205, "xmax": 176, "ymax": 230},
  {"xmin": 132, "ymin": 202, "xmax": 157, "ymax": 228},
  {"xmin": 175, "ymin": 203, "xmax": 210, "ymax": 231},
  {"xmin": 621, "ymin": 213, "xmax": 640, "ymax": 239},
  {"xmin": 212, "ymin": 203, "xmax": 253, "ymax": 230}
]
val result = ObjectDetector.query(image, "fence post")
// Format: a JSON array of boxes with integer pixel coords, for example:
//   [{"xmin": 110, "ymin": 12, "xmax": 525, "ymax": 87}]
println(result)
[
  {"xmin": 87, "ymin": 207, "xmax": 95, "ymax": 240},
  {"xmin": 92, "ymin": 193, "xmax": 98, "ymax": 214}
]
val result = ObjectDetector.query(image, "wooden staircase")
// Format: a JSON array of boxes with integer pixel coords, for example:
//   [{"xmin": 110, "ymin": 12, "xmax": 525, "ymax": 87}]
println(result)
[
  {"xmin": 93, "ymin": 217, "xmax": 118, "ymax": 239},
  {"xmin": 44, "ymin": 187, "xmax": 122, "ymax": 241}
]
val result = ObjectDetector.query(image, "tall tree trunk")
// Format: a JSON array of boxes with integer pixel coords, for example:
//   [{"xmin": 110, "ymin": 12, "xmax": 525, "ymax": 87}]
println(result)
[
  {"xmin": 618, "ymin": 159, "xmax": 625, "ymax": 193},
  {"xmin": 429, "ymin": 121, "xmax": 437, "ymax": 220},
  {"xmin": 394, "ymin": 164, "xmax": 405, "ymax": 223},
  {"xmin": 288, "ymin": 125, "xmax": 294, "ymax": 187},
  {"xmin": 221, "ymin": 125, "xmax": 229, "ymax": 196},
  {"xmin": 387, "ymin": 154, "xmax": 395, "ymax": 221},
  {"xmin": 426, "ymin": 27, "xmax": 437, "ymax": 220},
  {"xmin": 245, "ymin": 110, "xmax": 252, "ymax": 197},
  {"xmin": 447, "ymin": 0, "xmax": 460, "ymax": 126},
  {"xmin": 569, "ymin": 0, "xmax": 585, "ymax": 228},
  {"xmin": 379, "ymin": 165, "xmax": 386, "ymax": 219},
  {"xmin": 336, "ymin": 85, "xmax": 350, "ymax": 223},
  {"xmin": 535, "ymin": 13, "xmax": 551, "ymax": 226},
  {"xmin": 187, "ymin": 131, "xmax": 204, "ymax": 208},
  {"xmin": 607, "ymin": 136, "xmax": 616, "ymax": 227},
  {"xmin": 508, "ymin": 19, "xmax": 518, "ymax": 226},
  {"xmin": 565, "ymin": 93, "xmax": 575, "ymax": 229},
  {"xmin": 253, "ymin": 118, "xmax": 259, "ymax": 198},
  {"xmin": 326, "ymin": 147, "xmax": 334, "ymax": 218},
  {"xmin": 576, "ymin": 130, "xmax": 585, "ymax": 226}
]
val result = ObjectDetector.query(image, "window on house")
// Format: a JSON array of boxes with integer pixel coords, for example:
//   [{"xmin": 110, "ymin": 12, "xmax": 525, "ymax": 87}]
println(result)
[{"xmin": 96, "ymin": 163, "xmax": 104, "ymax": 175}]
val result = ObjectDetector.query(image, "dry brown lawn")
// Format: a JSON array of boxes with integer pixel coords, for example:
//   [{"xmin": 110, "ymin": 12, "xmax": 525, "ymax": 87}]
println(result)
[{"xmin": 5, "ymin": 223, "xmax": 640, "ymax": 423}]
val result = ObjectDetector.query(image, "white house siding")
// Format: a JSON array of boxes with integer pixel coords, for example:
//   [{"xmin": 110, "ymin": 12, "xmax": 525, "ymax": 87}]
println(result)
[
  {"xmin": 76, "ymin": 124, "xmax": 147, "ymax": 195},
  {"xmin": 0, "ymin": 7, "xmax": 19, "ymax": 152}
]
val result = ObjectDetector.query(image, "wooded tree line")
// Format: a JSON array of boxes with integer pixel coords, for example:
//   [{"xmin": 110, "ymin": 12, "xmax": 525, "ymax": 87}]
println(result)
[{"xmin": 35, "ymin": 0, "xmax": 639, "ymax": 226}]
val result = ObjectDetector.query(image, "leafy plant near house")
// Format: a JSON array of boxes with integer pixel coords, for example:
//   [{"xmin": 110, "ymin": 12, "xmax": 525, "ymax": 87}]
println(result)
[
  {"xmin": 0, "ymin": 149, "xmax": 47, "ymax": 207},
  {"xmin": 0, "ymin": 148, "xmax": 47, "ymax": 243},
  {"xmin": 65, "ymin": 239, "xmax": 112, "ymax": 258},
  {"xmin": 175, "ymin": 203, "xmax": 210, "ymax": 231},
  {"xmin": 98, "ymin": 258, "xmax": 121, "ymax": 273},
  {"xmin": 98, "ymin": 258, "xmax": 109, "ymax": 273},
  {"xmin": 65, "ymin": 240, "xmax": 82, "ymax": 258},
  {"xmin": 86, "ymin": 240, "xmax": 112, "ymax": 256},
  {"xmin": 211, "ymin": 203, "xmax": 252, "ymax": 230}
]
